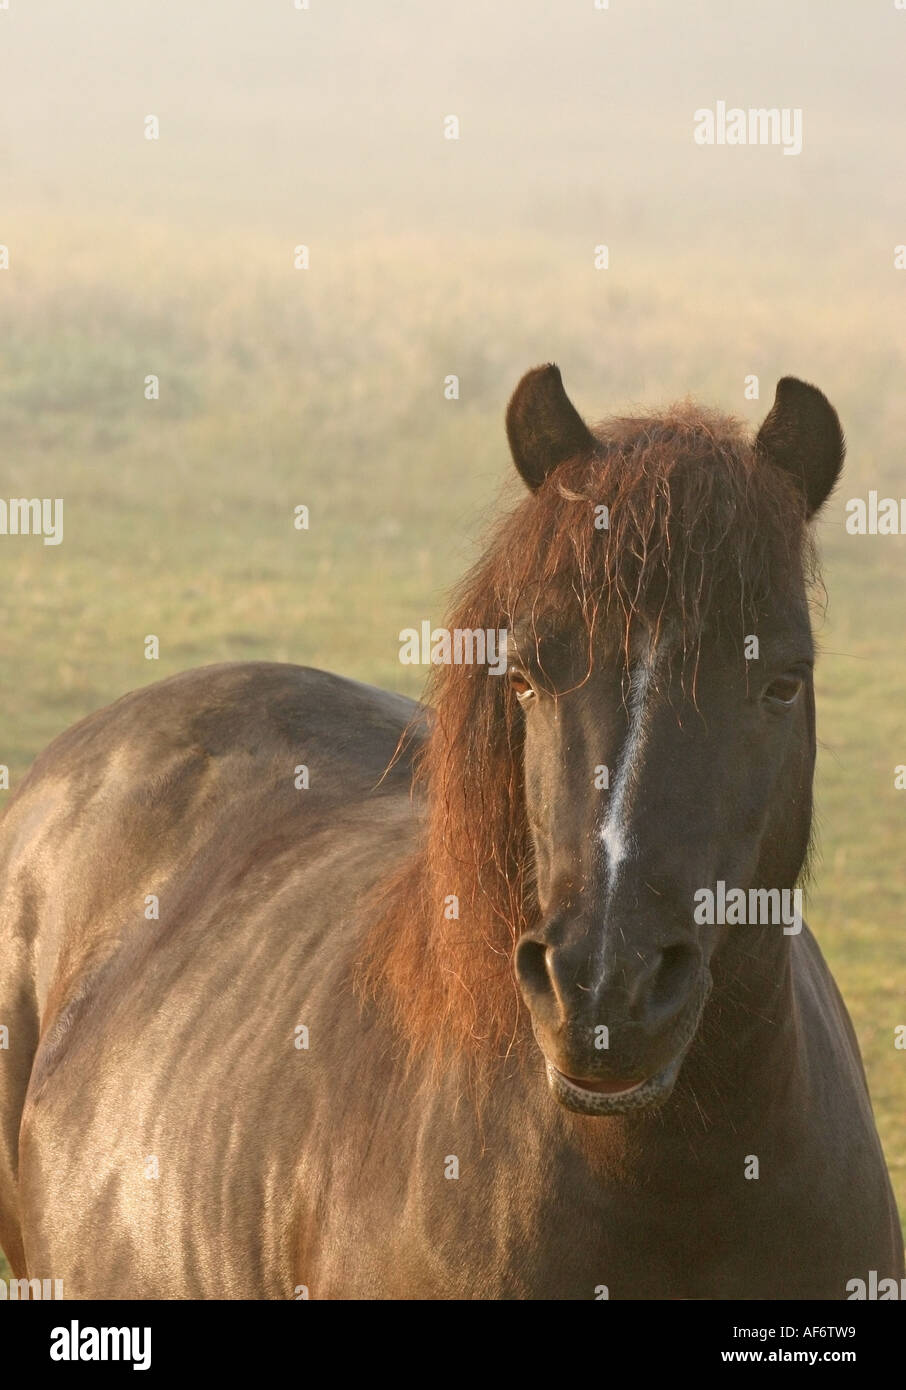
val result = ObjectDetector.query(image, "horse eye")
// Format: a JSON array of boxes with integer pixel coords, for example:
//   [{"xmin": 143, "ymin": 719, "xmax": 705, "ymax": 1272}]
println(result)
[
  {"xmin": 508, "ymin": 669, "xmax": 534, "ymax": 701},
  {"xmin": 764, "ymin": 675, "xmax": 803, "ymax": 706}
]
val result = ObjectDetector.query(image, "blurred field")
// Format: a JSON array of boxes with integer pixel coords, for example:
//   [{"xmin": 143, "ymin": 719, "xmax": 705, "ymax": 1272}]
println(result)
[{"xmin": 0, "ymin": 214, "xmax": 904, "ymax": 1284}]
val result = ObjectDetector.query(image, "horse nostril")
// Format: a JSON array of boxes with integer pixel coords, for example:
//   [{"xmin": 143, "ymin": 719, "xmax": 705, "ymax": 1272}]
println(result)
[
  {"xmin": 514, "ymin": 937, "xmax": 553, "ymax": 1002},
  {"xmin": 644, "ymin": 943, "xmax": 700, "ymax": 1023}
]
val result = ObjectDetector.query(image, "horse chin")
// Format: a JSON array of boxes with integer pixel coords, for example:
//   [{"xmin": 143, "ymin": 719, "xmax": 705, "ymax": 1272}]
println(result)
[{"xmin": 545, "ymin": 1052, "xmax": 685, "ymax": 1116}]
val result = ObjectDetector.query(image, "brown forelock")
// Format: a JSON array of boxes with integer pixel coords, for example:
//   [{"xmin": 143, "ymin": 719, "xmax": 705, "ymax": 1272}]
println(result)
[{"xmin": 356, "ymin": 404, "xmax": 817, "ymax": 1077}]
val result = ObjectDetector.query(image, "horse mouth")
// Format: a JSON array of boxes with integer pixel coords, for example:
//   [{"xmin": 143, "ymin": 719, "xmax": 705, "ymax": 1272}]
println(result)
[
  {"xmin": 546, "ymin": 1054, "xmax": 684, "ymax": 1115},
  {"xmin": 543, "ymin": 972, "xmax": 711, "ymax": 1116}
]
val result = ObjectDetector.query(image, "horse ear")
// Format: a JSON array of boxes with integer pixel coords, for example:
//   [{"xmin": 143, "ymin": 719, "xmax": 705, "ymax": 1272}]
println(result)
[
  {"xmin": 755, "ymin": 377, "xmax": 845, "ymax": 518},
  {"xmin": 506, "ymin": 364, "xmax": 597, "ymax": 491}
]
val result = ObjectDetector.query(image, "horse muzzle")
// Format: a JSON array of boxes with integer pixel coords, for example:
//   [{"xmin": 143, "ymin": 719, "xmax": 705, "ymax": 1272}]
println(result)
[{"xmin": 536, "ymin": 968, "xmax": 712, "ymax": 1116}]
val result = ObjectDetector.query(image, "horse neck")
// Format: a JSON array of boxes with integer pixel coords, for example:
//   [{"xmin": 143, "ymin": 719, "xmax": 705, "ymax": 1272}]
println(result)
[{"xmin": 688, "ymin": 921, "xmax": 806, "ymax": 1112}]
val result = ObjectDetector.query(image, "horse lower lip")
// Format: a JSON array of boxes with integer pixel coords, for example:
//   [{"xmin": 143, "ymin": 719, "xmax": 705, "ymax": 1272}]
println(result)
[
  {"xmin": 544, "ymin": 1056, "xmax": 684, "ymax": 1115},
  {"xmin": 557, "ymin": 1071, "xmax": 647, "ymax": 1096}
]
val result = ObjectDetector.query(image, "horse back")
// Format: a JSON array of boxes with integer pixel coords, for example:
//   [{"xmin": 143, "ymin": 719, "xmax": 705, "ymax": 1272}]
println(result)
[{"xmin": 0, "ymin": 662, "xmax": 420, "ymax": 1284}]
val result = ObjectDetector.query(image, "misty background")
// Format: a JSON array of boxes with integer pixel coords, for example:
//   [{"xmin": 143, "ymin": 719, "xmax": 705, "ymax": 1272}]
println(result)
[{"xmin": 1, "ymin": 0, "xmax": 904, "ymax": 1252}]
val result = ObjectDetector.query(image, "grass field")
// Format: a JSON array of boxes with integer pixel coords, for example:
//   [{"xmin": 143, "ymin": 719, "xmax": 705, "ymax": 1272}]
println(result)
[{"xmin": 1, "ymin": 215, "xmax": 904, "ymax": 1282}]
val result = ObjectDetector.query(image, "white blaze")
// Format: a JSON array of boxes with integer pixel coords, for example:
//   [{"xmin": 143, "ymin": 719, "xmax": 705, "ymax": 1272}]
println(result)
[{"xmin": 598, "ymin": 638, "xmax": 660, "ymax": 884}]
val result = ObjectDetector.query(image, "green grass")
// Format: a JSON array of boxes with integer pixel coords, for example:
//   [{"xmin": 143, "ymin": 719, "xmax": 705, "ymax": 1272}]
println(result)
[{"xmin": 1, "ymin": 215, "xmax": 904, "ymax": 1283}]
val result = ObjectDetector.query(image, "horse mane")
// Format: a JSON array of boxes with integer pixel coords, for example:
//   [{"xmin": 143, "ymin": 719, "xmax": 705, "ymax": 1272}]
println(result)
[{"xmin": 355, "ymin": 402, "xmax": 817, "ymax": 1080}]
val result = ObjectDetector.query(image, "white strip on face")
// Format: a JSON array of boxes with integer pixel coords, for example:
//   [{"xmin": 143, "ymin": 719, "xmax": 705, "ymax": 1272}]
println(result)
[{"xmin": 598, "ymin": 631, "xmax": 663, "ymax": 886}]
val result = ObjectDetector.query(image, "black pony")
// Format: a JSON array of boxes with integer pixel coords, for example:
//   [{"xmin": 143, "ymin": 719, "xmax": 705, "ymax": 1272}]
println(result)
[{"xmin": 0, "ymin": 368, "xmax": 901, "ymax": 1298}]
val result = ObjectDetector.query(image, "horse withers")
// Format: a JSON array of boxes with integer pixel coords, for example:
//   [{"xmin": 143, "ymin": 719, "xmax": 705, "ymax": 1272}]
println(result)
[{"xmin": 0, "ymin": 368, "xmax": 902, "ymax": 1298}]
